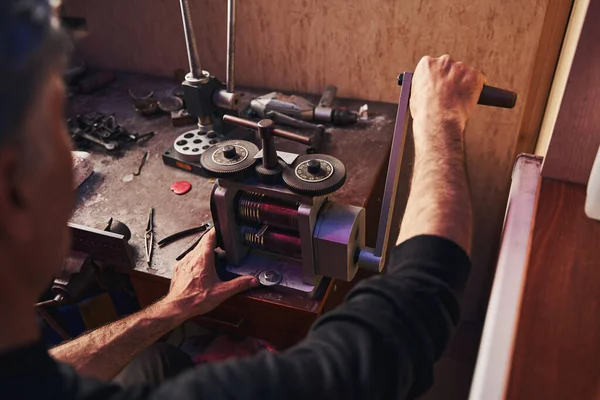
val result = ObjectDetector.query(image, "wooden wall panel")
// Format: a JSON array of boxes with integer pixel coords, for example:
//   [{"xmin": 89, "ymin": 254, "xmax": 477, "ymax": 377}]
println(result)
[
  {"xmin": 506, "ymin": 179, "xmax": 600, "ymax": 399},
  {"xmin": 61, "ymin": 0, "xmax": 569, "ymax": 318},
  {"xmin": 541, "ymin": 0, "xmax": 600, "ymax": 184},
  {"xmin": 535, "ymin": 0, "xmax": 588, "ymax": 157}
]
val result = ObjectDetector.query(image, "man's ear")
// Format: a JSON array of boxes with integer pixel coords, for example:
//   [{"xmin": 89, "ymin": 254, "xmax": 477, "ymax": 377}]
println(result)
[{"xmin": 0, "ymin": 147, "xmax": 35, "ymax": 243}]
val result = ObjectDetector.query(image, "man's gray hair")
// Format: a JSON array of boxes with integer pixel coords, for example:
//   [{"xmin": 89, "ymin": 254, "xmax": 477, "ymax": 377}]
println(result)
[{"xmin": 0, "ymin": 0, "xmax": 68, "ymax": 150}]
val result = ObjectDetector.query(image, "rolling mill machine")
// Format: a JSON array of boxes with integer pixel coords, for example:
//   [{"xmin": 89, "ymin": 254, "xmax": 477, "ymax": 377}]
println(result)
[
  {"xmin": 201, "ymin": 75, "xmax": 517, "ymax": 293},
  {"xmin": 164, "ymin": 0, "xmax": 517, "ymax": 292}
]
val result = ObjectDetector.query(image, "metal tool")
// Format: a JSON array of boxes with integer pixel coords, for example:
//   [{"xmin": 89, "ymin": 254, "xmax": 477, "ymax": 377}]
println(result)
[
  {"xmin": 250, "ymin": 88, "xmax": 358, "ymax": 127},
  {"xmin": 178, "ymin": 0, "xmax": 240, "ymax": 133},
  {"xmin": 223, "ymin": 115, "xmax": 324, "ymax": 155},
  {"xmin": 69, "ymin": 113, "xmax": 154, "ymax": 149},
  {"xmin": 205, "ymin": 73, "xmax": 518, "ymax": 292},
  {"xmin": 145, "ymin": 207, "xmax": 154, "ymax": 266},
  {"xmin": 134, "ymin": 151, "xmax": 149, "ymax": 176},
  {"xmin": 129, "ymin": 89, "xmax": 159, "ymax": 115},
  {"xmin": 171, "ymin": 129, "xmax": 225, "ymax": 163},
  {"xmin": 79, "ymin": 131, "xmax": 118, "ymax": 151},
  {"xmin": 266, "ymin": 110, "xmax": 323, "ymax": 131},
  {"xmin": 162, "ymin": 0, "xmax": 248, "ymax": 175},
  {"xmin": 36, "ymin": 220, "xmax": 134, "ymax": 308},
  {"xmin": 226, "ymin": 0, "xmax": 236, "ymax": 93},
  {"xmin": 175, "ymin": 222, "xmax": 214, "ymax": 261},
  {"xmin": 318, "ymin": 85, "xmax": 337, "ymax": 108},
  {"xmin": 158, "ymin": 96, "xmax": 184, "ymax": 113},
  {"xmin": 158, "ymin": 222, "xmax": 212, "ymax": 247},
  {"xmin": 128, "ymin": 131, "xmax": 155, "ymax": 142}
]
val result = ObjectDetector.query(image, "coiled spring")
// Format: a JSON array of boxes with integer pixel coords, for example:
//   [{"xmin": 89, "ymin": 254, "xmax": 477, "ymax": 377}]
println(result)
[{"xmin": 238, "ymin": 191, "xmax": 264, "ymax": 224}]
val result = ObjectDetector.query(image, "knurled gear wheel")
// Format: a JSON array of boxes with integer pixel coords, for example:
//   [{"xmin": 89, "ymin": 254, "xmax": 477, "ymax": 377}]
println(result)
[
  {"xmin": 282, "ymin": 154, "xmax": 346, "ymax": 196},
  {"xmin": 200, "ymin": 140, "xmax": 259, "ymax": 178},
  {"xmin": 255, "ymin": 159, "xmax": 286, "ymax": 184}
]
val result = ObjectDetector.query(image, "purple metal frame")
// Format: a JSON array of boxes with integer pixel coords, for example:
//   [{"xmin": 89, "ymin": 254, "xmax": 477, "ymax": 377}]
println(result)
[{"xmin": 373, "ymin": 72, "xmax": 413, "ymax": 265}]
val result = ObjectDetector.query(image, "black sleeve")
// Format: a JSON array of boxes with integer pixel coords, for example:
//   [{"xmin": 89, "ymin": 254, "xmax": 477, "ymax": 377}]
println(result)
[
  {"xmin": 7, "ymin": 235, "xmax": 468, "ymax": 400},
  {"xmin": 148, "ymin": 235, "xmax": 471, "ymax": 400}
]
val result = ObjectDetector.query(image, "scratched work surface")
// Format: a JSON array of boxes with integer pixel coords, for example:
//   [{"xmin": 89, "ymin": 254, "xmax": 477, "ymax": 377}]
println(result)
[{"xmin": 69, "ymin": 73, "xmax": 396, "ymax": 284}]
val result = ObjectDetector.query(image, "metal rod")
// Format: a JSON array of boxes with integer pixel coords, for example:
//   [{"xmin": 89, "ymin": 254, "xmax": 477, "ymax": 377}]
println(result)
[
  {"xmin": 226, "ymin": 0, "xmax": 237, "ymax": 92},
  {"xmin": 273, "ymin": 128, "xmax": 311, "ymax": 145},
  {"xmin": 179, "ymin": 0, "xmax": 203, "ymax": 79},
  {"xmin": 223, "ymin": 115, "xmax": 312, "ymax": 145},
  {"xmin": 257, "ymin": 119, "xmax": 278, "ymax": 170}
]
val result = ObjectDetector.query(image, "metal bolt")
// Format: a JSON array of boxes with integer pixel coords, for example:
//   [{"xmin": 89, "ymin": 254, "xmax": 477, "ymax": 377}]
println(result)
[{"xmin": 258, "ymin": 269, "xmax": 282, "ymax": 286}]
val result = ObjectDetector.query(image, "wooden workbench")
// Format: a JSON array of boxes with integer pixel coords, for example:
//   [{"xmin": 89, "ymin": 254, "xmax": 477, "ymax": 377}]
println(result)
[{"xmin": 70, "ymin": 73, "xmax": 397, "ymax": 347}]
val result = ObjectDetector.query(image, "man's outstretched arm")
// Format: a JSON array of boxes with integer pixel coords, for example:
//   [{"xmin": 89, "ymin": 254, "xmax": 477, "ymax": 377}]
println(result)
[
  {"xmin": 49, "ymin": 230, "xmax": 258, "ymax": 381},
  {"xmin": 48, "ymin": 55, "xmax": 484, "ymax": 400},
  {"xmin": 144, "ymin": 55, "xmax": 485, "ymax": 400},
  {"xmin": 397, "ymin": 55, "xmax": 483, "ymax": 254}
]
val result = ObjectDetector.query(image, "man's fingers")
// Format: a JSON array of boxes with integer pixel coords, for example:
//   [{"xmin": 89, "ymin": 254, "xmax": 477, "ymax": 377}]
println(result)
[
  {"xmin": 201, "ymin": 228, "xmax": 217, "ymax": 249},
  {"xmin": 215, "ymin": 275, "xmax": 259, "ymax": 299},
  {"xmin": 188, "ymin": 228, "xmax": 216, "ymax": 257}
]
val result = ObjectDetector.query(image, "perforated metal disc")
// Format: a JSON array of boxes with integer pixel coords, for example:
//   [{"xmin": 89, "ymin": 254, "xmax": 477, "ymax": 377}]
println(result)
[
  {"xmin": 200, "ymin": 140, "xmax": 259, "ymax": 178},
  {"xmin": 282, "ymin": 154, "xmax": 346, "ymax": 196},
  {"xmin": 173, "ymin": 129, "xmax": 223, "ymax": 162}
]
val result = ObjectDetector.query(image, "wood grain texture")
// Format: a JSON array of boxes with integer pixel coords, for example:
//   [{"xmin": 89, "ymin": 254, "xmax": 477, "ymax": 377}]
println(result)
[
  {"xmin": 542, "ymin": 0, "xmax": 600, "ymax": 184},
  {"xmin": 535, "ymin": 0, "xmax": 589, "ymax": 157},
  {"xmin": 506, "ymin": 179, "xmax": 600, "ymax": 400},
  {"xmin": 514, "ymin": 0, "xmax": 573, "ymax": 156},
  {"xmin": 61, "ymin": 0, "xmax": 566, "ymax": 318}
]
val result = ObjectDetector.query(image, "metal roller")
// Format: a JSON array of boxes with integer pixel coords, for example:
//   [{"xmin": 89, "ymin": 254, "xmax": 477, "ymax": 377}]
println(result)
[
  {"xmin": 236, "ymin": 192, "xmax": 300, "ymax": 231},
  {"xmin": 241, "ymin": 226, "xmax": 302, "ymax": 259}
]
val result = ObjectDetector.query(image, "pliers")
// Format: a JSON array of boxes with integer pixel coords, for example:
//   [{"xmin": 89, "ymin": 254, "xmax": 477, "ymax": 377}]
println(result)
[
  {"xmin": 145, "ymin": 207, "xmax": 154, "ymax": 266},
  {"xmin": 157, "ymin": 221, "xmax": 213, "ymax": 261}
]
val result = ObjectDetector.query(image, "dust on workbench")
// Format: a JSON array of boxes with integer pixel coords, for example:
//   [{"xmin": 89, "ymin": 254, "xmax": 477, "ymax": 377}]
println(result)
[{"xmin": 69, "ymin": 73, "xmax": 396, "ymax": 279}]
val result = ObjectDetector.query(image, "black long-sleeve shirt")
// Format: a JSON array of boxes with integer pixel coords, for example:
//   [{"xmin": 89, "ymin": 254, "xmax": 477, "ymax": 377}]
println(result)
[{"xmin": 0, "ymin": 235, "xmax": 470, "ymax": 400}]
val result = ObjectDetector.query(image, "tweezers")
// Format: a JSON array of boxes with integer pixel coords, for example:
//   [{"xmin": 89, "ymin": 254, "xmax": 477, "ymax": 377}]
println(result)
[{"xmin": 145, "ymin": 207, "xmax": 154, "ymax": 266}]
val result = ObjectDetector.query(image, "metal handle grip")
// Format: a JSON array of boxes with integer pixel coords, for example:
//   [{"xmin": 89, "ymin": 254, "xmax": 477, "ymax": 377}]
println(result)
[
  {"xmin": 223, "ymin": 115, "xmax": 314, "ymax": 146},
  {"xmin": 397, "ymin": 73, "xmax": 517, "ymax": 109},
  {"xmin": 478, "ymin": 85, "xmax": 517, "ymax": 109}
]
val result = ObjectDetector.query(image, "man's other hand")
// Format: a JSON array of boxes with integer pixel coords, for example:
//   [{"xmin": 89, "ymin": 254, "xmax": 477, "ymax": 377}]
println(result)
[
  {"xmin": 410, "ymin": 55, "xmax": 485, "ymax": 137},
  {"xmin": 164, "ymin": 229, "xmax": 259, "ymax": 320}
]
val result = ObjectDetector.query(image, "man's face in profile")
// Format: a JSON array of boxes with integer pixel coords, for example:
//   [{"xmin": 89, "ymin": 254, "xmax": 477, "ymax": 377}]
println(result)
[{"xmin": 0, "ymin": 70, "xmax": 75, "ymax": 296}]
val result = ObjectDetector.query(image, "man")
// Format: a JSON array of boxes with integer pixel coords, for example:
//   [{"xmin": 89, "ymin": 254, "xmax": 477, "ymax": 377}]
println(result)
[{"xmin": 0, "ymin": 1, "xmax": 484, "ymax": 399}]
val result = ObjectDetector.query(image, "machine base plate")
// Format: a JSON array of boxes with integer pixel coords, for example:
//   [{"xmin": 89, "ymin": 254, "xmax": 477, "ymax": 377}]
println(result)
[{"xmin": 226, "ymin": 252, "xmax": 318, "ymax": 293}]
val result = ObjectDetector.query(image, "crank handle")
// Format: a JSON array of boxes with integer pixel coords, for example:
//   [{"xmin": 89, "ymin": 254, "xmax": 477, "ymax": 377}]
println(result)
[{"xmin": 397, "ymin": 73, "xmax": 517, "ymax": 109}]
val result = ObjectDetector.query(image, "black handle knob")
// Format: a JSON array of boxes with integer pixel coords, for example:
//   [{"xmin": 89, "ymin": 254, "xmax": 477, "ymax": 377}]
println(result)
[
  {"xmin": 397, "ymin": 73, "xmax": 517, "ymax": 109},
  {"xmin": 222, "ymin": 145, "xmax": 237, "ymax": 159},
  {"xmin": 307, "ymin": 159, "xmax": 321, "ymax": 174}
]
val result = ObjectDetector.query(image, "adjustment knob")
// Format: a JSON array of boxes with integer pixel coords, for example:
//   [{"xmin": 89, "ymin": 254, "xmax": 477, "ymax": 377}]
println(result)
[
  {"xmin": 222, "ymin": 145, "xmax": 237, "ymax": 159},
  {"xmin": 307, "ymin": 159, "xmax": 321, "ymax": 174}
]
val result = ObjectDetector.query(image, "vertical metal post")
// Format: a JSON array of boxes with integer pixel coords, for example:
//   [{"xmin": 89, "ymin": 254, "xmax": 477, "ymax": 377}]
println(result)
[
  {"xmin": 257, "ymin": 119, "xmax": 278, "ymax": 170},
  {"xmin": 179, "ymin": 0, "xmax": 203, "ymax": 79},
  {"xmin": 226, "ymin": 0, "xmax": 237, "ymax": 92}
]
